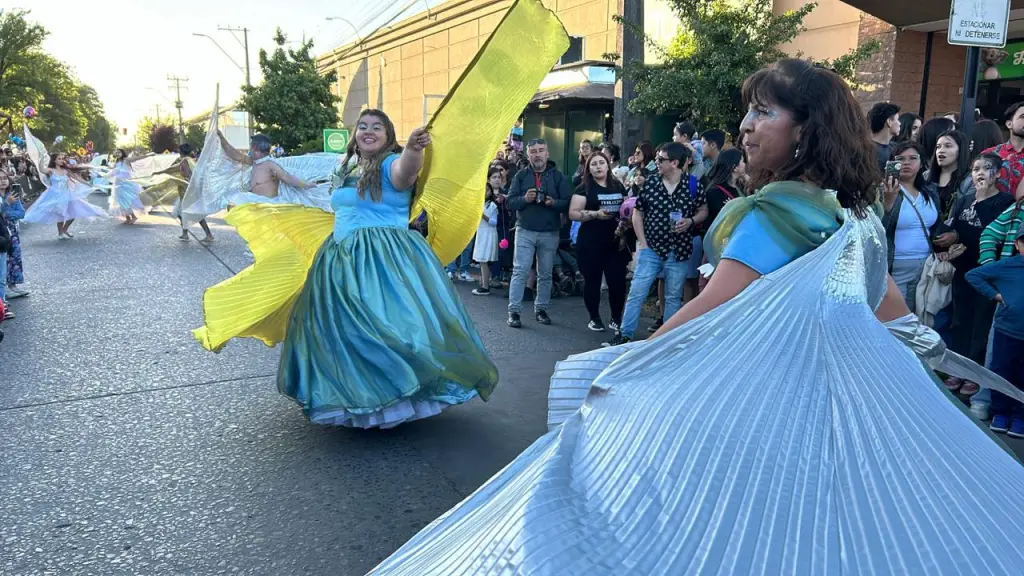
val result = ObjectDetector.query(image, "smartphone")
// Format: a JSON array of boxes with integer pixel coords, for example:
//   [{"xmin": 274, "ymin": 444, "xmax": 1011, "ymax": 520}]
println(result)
[
  {"xmin": 646, "ymin": 160, "xmax": 657, "ymax": 172},
  {"xmin": 884, "ymin": 160, "xmax": 901, "ymax": 178},
  {"xmin": 535, "ymin": 191, "xmax": 547, "ymax": 204}
]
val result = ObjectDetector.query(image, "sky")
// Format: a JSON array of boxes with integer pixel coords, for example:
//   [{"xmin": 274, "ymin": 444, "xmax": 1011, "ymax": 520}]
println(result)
[{"xmin": 3, "ymin": 0, "xmax": 444, "ymax": 141}]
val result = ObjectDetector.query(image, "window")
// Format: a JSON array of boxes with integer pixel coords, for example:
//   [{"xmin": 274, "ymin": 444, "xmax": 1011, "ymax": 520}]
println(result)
[{"xmin": 559, "ymin": 36, "xmax": 584, "ymax": 66}]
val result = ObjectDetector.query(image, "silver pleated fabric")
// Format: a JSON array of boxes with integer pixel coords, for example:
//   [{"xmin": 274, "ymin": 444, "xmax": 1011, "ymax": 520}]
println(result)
[{"xmin": 370, "ymin": 212, "xmax": 1024, "ymax": 575}]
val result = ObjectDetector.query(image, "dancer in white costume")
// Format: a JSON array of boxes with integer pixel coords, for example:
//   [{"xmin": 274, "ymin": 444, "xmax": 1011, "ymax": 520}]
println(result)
[
  {"xmin": 23, "ymin": 153, "xmax": 107, "ymax": 238},
  {"xmin": 107, "ymin": 149, "xmax": 145, "ymax": 223},
  {"xmin": 371, "ymin": 60, "xmax": 1024, "ymax": 575}
]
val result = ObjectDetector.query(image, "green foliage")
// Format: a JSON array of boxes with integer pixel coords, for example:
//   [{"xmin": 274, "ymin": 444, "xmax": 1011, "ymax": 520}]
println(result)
[
  {"xmin": 291, "ymin": 138, "xmax": 324, "ymax": 156},
  {"xmin": 0, "ymin": 10, "xmax": 116, "ymax": 153},
  {"xmin": 136, "ymin": 114, "xmax": 177, "ymax": 152},
  {"xmin": 239, "ymin": 29, "xmax": 339, "ymax": 152},
  {"xmin": 622, "ymin": 0, "xmax": 879, "ymax": 130},
  {"xmin": 184, "ymin": 124, "xmax": 207, "ymax": 151}
]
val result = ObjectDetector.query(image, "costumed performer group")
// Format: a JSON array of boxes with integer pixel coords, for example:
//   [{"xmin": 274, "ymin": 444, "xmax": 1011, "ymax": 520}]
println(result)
[{"xmin": 368, "ymin": 58, "xmax": 1024, "ymax": 574}]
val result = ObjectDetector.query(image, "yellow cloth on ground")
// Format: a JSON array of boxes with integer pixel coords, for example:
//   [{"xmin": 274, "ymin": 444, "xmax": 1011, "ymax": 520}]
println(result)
[
  {"xmin": 411, "ymin": 0, "xmax": 569, "ymax": 265},
  {"xmin": 193, "ymin": 204, "xmax": 334, "ymax": 351},
  {"xmin": 193, "ymin": 0, "xmax": 569, "ymax": 351}
]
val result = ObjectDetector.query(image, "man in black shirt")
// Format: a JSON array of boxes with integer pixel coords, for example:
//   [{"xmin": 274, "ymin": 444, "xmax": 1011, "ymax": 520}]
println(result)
[
  {"xmin": 604, "ymin": 142, "xmax": 708, "ymax": 346},
  {"xmin": 869, "ymin": 102, "xmax": 901, "ymax": 174}
]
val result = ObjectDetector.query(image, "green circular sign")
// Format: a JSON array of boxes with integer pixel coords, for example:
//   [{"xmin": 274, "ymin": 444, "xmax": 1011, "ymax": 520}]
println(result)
[{"xmin": 327, "ymin": 132, "xmax": 348, "ymax": 150}]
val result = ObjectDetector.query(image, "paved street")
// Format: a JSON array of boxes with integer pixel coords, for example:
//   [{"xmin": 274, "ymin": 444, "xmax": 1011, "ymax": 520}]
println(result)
[{"xmin": 0, "ymin": 196, "xmax": 614, "ymax": 576}]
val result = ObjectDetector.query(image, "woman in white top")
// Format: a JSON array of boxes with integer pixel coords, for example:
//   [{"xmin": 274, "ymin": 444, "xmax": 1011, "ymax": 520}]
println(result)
[{"xmin": 882, "ymin": 140, "xmax": 939, "ymax": 312}]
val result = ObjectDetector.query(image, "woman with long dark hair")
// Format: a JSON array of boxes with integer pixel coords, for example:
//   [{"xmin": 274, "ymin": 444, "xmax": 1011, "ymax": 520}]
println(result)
[
  {"xmin": 568, "ymin": 150, "xmax": 629, "ymax": 332},
  {"xmin": 371, "ymin": 59, "xmax": 1024, "ymax": 576},
  {"xmin": 702, "ymin": 147, "xmax": 746, "ymax": 233},
  {"xmin": 926, "ymin": 130, "xmax": 973, "ymax": 222},
  {"xmin": 193, "ymin": 109, "xmax": 498, "ymax": 428},
  {"xmin": 918, "ymin": 116, "xmax": 956, "ymax": 164},
  {"xmin": 897, "ymin": 112, "xmax": 922, "ymax": 142}
]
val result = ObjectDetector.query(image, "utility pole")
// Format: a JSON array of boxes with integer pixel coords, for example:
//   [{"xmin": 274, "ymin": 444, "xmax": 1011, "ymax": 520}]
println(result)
[
  {"xmin": 614, "ymin": 0, "xmax": 644, "ymax": 157},
  {"xmin": 168, "ymin": 75, "xmax": 189, "ymax": 145},
  {"xmin": 219, "ymin": 25, "xmax": 253, "ymax": 138}
]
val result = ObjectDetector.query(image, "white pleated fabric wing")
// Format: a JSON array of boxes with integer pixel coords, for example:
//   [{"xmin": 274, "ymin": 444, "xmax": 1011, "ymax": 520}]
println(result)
[{"xmin": 371, "ymin": 212, "xmax": 1024, "ymax": 575}]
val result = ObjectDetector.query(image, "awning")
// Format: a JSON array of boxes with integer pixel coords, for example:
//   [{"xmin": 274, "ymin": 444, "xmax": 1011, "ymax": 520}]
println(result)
[
  {"xmin": 530, "ymin": 82, "xmax": 614, "ymax": 105},
  {"xmin": 843, "ymin": 0, "xmax": 1024, "ymax": 29}
]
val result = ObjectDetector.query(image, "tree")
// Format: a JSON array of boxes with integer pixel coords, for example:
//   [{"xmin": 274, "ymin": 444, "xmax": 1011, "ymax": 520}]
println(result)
[
  {"xmin": 239, "ymin": 29, "xmax": 339, "ymax": 152},
  {"xmin": 149, "ymin": 124, "xmax": 177, "ymax": 153},
  {"xmin": 184, "ymin": 124, "xmax": 206, "ymax": 151},
  {"xmin": 615, "ymin": 0, "xmax": 879, "ymax": 130},
  {"xmin": 136, "ymin": 113, "xmax": 176, "ymax": 152},
  {"xmin": 0, "ymin": 10, "xmax": 116, "ymax": 153}
]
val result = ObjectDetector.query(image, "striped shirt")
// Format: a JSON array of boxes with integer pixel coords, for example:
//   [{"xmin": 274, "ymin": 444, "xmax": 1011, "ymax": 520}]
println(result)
[{"xmin": 978, "ymin": 202, "xmax": 1023, "ymax": 265}]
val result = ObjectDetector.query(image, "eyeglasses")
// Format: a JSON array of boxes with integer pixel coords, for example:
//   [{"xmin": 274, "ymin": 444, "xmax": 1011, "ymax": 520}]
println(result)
[{"xmin": 655, "ymin": 156, "xmax": 670, "ymax": 163}]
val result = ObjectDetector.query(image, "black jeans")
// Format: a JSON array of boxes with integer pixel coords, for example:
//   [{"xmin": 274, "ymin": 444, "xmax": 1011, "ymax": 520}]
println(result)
[
  {"xmin": 950, "ymin": 272, "xmax": 997, "ymax": 365},
  {"xmin": 990, "ymin": 329, "xmax": 1024, "ymax": 419},
  {"xmin": 576, "ymin": 241, "xmax": 628, "ymax": 324}
]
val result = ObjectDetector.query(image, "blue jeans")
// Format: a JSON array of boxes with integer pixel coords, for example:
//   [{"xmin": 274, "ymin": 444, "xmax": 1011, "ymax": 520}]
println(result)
[
  {"xmin": 0, "ymin": 252, "xmax": 6, "ymax": 301},
  {"xmin": 989, "ymin": 329, "xmax": 1024, "ymax": 420},
  {"xmin": 446, "ymin": 238, "xmax": 474, "ymax": 275},
  {"xmin": 620, "ymin": 248, "xmax": 686, "ymax": 338},
  {"xmin": 508, "ymin": 229, "xmax": 559, "ymax": 314}
]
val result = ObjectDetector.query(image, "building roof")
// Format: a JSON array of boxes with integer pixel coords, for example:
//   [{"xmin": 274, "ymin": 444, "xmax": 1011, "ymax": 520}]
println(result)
[
  {"xmin": 182, "ymin": 102, "xmax": 242, "ymax": 126},
  {"xmin": 530, "ymin": 82, "xmax": 614, "ymax": 104},
  {"xmin": 843, "ymin": 0, "xmax": 1024, "ymax": 29}
]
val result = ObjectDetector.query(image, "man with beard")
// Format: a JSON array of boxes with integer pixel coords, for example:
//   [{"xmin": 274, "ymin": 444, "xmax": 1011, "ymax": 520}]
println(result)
[{"xmin": 983, "ymin": 101, "xmax": 1024, "ymax": 197}]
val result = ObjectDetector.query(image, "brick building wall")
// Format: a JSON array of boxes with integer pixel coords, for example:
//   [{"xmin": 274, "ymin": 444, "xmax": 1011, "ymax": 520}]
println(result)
[
  {"xmin": 853, "ymin": 14, "xmax": 896, "ymax": 108},
  {"xmin": 851, "ymin": 12, "xmax": 970, "ymax": 119}
]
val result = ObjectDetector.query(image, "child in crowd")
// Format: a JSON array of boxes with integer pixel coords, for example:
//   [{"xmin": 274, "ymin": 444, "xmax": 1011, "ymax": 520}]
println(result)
[
  {"xmin": 472, "ymin": 169, "xmax": 502, "ymax": 296},
  {"xmin": 967, "ymin": 227, "xmax": 1024, "ymax": 437}
]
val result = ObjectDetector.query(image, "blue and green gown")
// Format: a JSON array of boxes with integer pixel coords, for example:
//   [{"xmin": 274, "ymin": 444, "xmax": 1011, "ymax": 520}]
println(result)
[{"xmin": 192, "ymin": 154, "xmax": 498, "ymax": 429}]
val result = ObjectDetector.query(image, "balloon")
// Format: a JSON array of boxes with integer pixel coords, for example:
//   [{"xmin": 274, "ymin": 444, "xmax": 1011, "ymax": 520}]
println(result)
[
  {"xmin": 54, "ymin": 135, "xmax": 64, "ymax": 144},
  {"xmin": 23, "ymin": 106, "xmax": 35, "ymax": 118},
  {"xmin": 619, "ymin": 196, "xmax": 636, "ymax": 221},
  {"xmin": 77, "ymin": 147, "xmax": 87, "ymax": 156},
  {"xmin": 86, "ymin": 141, "xmax": 95, "ymax": 151}
]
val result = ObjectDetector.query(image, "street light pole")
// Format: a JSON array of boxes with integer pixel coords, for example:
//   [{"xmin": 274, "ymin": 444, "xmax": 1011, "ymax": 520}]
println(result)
[
  {"xmin": 325, "ymin": 17, "xmax": 363, "ymax": 45},
  {"xmin": 168, "ymin": 75, "xmax": 189, "ymax": 144},
  {"xmin": 219, "ymin": 26, "xmax": 253, "ymax": 138},
  {"xmin": 192, "ymin": 30, "xmax": 253, "ymax": 138}
]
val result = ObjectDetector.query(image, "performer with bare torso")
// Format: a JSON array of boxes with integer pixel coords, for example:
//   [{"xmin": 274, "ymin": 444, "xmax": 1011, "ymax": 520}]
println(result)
[{"xmin": 217, "ymin": 131, "xmax": 315, "ymax": 199}]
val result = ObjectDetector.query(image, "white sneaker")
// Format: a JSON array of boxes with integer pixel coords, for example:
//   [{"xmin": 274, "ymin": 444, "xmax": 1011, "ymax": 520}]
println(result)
[
  {"xmin": 970, "ymin": 402, "xmax": 991, "ymax": 421},
  {"xmin": 447, "ymin": 271, "xmax": 456, "ymax": 281},
  {"xmin": 459, "ymin": 271, "xmax": 474, "ymax": 282}
]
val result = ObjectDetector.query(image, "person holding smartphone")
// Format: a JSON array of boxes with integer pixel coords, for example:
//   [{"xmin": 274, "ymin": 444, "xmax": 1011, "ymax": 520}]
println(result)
[{"xmin": 505, "ymin": 138, "xmax": 571, "ymax": 328}]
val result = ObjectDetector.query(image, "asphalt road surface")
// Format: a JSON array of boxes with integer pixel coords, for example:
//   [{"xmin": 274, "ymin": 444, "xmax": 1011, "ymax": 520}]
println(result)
[
  {"xmin": 2, "ymin": 197, "xmax": 1020, "ymax": 576},
  {"xmin": 0, "ymin": 201, "xmax": 615, "ymax": 576}
]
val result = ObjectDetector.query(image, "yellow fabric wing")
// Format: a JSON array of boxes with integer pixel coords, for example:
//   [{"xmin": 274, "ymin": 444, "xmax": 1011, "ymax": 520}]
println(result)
[
  {"xmin": 412, "ymin": 0, "xmax": 569, "ymax": 265},
  {"xmin": 193, "ymin": 204, "xmax": 335, "ymax": 352}
]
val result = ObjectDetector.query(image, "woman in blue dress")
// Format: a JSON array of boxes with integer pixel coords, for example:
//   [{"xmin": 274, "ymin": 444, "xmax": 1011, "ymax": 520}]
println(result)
[
  {"xmin": 275, "ymin": 109, "xmax": 499, "ymax": 429},
  {"xmin": 370, "ymin": 60, "xmax": 1024, "ymax": 574}
]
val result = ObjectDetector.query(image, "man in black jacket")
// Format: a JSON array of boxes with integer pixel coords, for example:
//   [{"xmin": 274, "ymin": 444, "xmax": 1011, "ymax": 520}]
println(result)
[{"xmin": 505, "ymin": 138, "xmax": 571, "ymax": 328}]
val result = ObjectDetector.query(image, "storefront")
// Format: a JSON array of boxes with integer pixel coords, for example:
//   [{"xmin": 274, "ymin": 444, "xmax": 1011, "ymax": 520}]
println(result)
[{"xmin": 979, "ymin": 40, "xmax": 1024, "ymax": 120}]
